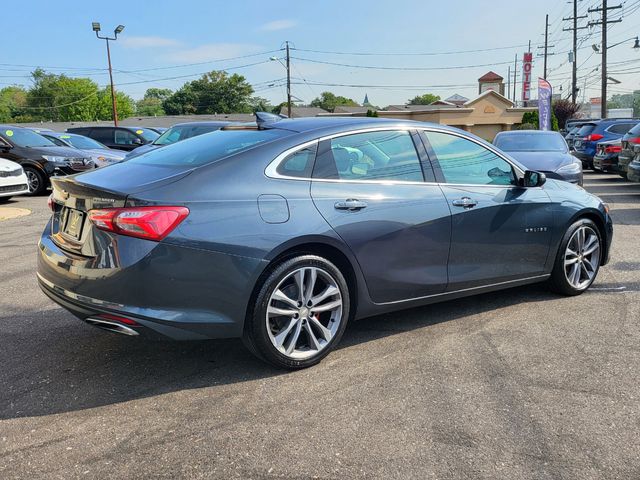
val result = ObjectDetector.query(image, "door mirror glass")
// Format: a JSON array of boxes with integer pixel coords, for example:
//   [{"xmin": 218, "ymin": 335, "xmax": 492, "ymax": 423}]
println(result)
[
  {"xmin": 133, "ymin": 137, "xmax": 144, "ymax": 145},
  {"xmin": 523, "ymin": 170, "xmax": 546, "ymax": 187}
]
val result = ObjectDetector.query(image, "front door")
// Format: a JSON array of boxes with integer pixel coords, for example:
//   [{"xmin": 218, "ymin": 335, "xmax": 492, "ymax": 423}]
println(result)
[
  {"xmin": 310, "ymin": 129, "xmax": 451, "ymax": 304},
  {"xmin": 421, "ymin": 130, "xmax": 553, "ymax": 291}
]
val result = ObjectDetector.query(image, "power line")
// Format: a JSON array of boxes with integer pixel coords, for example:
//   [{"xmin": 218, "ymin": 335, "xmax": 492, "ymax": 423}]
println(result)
[{"xmin": 291, "ymin": 56, "xmax": 514, "ymax": 71}]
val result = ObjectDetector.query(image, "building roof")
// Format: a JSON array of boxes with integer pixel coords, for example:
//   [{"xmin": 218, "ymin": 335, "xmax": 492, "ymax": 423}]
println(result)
[
  {"xmin": 279, "ymin": 106, "xmax": 329, "ymax": 118},
  {"xmin": 333, "ymin": 106, "xmax": 375, "ymax": 114},
  {"xmin": 478, "ymin": 71, "xmax": 504, "ymax": 82},
  {"xmin": 382, "ymin": 104, "xmax": 457, "ymax": 112},
  {"xmin": 464, "ymin": 89, "xmax": 514, "ymax": 107},
  {"xmin": 445, "ymin": 94, "xmax": 469, "ymax": 104}
]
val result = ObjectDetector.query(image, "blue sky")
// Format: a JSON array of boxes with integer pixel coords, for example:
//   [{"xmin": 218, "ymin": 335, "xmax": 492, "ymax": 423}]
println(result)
[{"xmin": 2, "ymin": 0, "xmax": 639, "ymax": 107}]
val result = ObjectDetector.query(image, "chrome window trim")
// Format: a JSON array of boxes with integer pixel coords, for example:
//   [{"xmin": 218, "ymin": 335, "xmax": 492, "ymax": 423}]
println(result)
[{"xmin": 264, "ymin": 125, "xmax": 527, "ymax": 187}]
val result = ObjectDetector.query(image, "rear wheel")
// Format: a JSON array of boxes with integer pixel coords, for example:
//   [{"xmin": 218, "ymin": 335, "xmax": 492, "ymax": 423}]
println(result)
[
  {"xmin": 24, "ymin": 167, "xmax": 47, "ymax": 195},
  {"xmin": 548, "ymin": 219, "xmax": 602, "ymax": 296},
  {"xmin": 0, "ymin": 196, "xmax": 10, "ymax": 203},
  {"xmin": 244, "ymin": 255, "xmax": 350, "ymax": 369}
]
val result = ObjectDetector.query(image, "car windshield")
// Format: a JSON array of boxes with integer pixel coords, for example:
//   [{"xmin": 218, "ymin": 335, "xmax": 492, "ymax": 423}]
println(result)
[
  {"xmin": 63, "ymin": 134, "xmax": 106, "ymax": 149},
  {"xmin": 495, "ymin": 133, "xmax": 567, "ymax": 152},
  {"xmin": 130, "ymin": 128, "xmax": 160, "ymax": 142},
  {"xmin": 0, "ymin": 127, "xmax": 56, "ymax": 147},
  {"xmin": 153, "ymin": 125, "xmax": 221, "ymax": 146},
  {"xmin": 126, "ymin": 128, "xmax": 291, "ymax": 167}
]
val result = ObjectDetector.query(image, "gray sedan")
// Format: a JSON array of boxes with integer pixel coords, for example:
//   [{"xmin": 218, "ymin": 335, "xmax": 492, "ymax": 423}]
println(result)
[
  {"xmin": 494, "ymin": 130, "xmax": 583, "ymax": 185},
  {"xmin": 41, "ymin": 132, "xmax": 125, "ymax": 168},
  {"xmin": 38, "ymin": 116, "xmax": 612, "ymax": 369}
]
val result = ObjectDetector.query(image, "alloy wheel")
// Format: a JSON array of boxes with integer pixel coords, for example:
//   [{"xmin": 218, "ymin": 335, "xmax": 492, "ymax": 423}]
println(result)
[
  {"xmin": 564, "ymin": 225, "xmax": 600, "ymax": 290},
  {"xmin": 266, "ymin": 266, "xmax": 343, "ymax": 360},
  {"xmin": 25, "ymin": 170, "xmax": 40, "ymax": 193}
]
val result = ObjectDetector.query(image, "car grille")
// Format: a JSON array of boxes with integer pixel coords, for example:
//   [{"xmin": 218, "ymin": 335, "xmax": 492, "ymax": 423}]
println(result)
[
  {"xmin": 0, "ymin": 168, "xmax": 23, "ymax": 178},
  {"xmin": 0, "ymin": 184, "xmax": 28, "ymax": 193}
]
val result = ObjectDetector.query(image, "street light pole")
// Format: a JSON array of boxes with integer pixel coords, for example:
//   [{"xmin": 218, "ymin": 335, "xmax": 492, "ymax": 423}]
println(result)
[
  {"xmin": 285, "ymin": 41, "xmax": 291, "ymax": 118},
  {"xmin": 92, "ymin": 22, "xmax": 124, "ymax": 127}
]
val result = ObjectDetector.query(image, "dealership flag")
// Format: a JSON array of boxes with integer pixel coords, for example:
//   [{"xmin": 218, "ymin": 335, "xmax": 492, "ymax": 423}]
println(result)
[{"xmin": 538, "ymin": 78, "xmax": 553, "ymax": 131}]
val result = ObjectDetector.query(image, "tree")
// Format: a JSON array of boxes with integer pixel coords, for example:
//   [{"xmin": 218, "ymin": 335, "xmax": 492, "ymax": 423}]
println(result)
[
  {"xmin": 408, "ymin": 93, "xmax": 441, "ymax": 105},
  {"xmin": 95, "ymin": 88, "xmax": 136, "ymax": 121},
  {"xmin": 136, "ymin": 88, "xmax": 172, "ymax": 117},
  {"xmin": 26, "ymin": 68, "xmax": 101, "ymax": 122},
  {"xmin": 552, "ymin": 99, "xmax": 581, "ymax": 130},
  {"xmin": 607, "ymin": 91, "xmax": 640, "ymax": 116},
  {"xmin": 250, "ymin": 97, "xmax": 272, "ymax": 113},
  {"xmin": 0, "ymin": 86, "xmax": 29, "ymax": 122},
  {"xmin": 309, "ymin": 92, "xmax": 358, "ymax": 112},
  {"xmin": 163, "ymin": 71, "xmax": 254, "ymax": 115}
]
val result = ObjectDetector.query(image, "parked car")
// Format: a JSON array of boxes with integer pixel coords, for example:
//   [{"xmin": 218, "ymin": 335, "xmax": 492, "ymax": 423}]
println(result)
[
  {"xmin": 127, "ymin": 121, "xmax": 230, "ymax": 158},
  {"xmin": 147, "ymin": 127, "xmax": 167, "ymax": 134},
  {"xmin": 627, "ymin": 147, "xmax": 640, "ymax": 182},
  {"xmin": 493, "ymin": 130, "xmax": 583, "ymax": 185},
  {"xmin": 564, "ymin": 118, "xmax": 597, "ymax": 135},
  {"xmin": 66, "ymin": 126, "xmax": 159, "ymax": 152},
  {"xmin": 573, "ymin": 119, "xmax": 639, "ymax": 169},
  {"xmin": 38, "ymin": 116, "xmax": 613, "ymax": 369},
  {"xmin": 40, "ymin": 131, "xmax": 125, "ymax": 168},
  {"xmin": 0, "ymin": 158, "xmax": 29, "ymax": 202},
  {"xmin": 565, "ymin": 124, "xmax": 588, "ymax": 150},
  {"xmin": 592, "ymin": 139, "xmax": 622, "ymax": 173},
  {"xmin": 0, "ymin": 125, "xmax": 94, "ymax": 195},
  {"xmin": 618, "ymin": 122, "xmax": 640, "ymax": 178}
]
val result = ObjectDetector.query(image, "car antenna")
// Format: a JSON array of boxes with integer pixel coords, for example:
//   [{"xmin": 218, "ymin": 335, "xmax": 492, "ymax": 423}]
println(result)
[{"xmin": 255, "ymin": 111, "xmax": 287, "ymax": 129}]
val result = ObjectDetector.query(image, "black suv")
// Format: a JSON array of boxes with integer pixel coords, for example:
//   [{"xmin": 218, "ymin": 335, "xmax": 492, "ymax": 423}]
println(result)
[
  {"xmin": 0, "ymin": 125, "xmax": 94, "ymax": 195},
  {"xmin": 66, "ymin": 126, "xmax": 159, "ymax": 152}
]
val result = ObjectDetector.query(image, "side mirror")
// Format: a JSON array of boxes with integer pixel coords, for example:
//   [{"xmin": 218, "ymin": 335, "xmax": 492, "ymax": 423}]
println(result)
[
  {"xmin": 0, "ymin": 142, "xmax": 12, "ymax": 151},
  {"xmin": 133, "ymin": 138, "xmax": 144, "ymax": 145},
  {"xmin": 522, "ymin": 170, "xmax": 546, "ymax": 188}
]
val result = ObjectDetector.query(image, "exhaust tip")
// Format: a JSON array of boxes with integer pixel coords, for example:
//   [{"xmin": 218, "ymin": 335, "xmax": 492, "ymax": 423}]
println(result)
[{"xmin": 85, "ymin": 317, "xmax": 139, "ymax": 336}]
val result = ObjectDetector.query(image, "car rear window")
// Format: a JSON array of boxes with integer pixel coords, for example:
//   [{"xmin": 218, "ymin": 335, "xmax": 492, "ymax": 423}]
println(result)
[
  {"xmin": 577, "ymin": 124, "xmax": 597, "ymax": 136},
  {"xmin": 125, "ymin": 128, "xmax": 291, "ymax": 167},
  {"xmin": 626, "ymin": 123, "xmax": 640, "ymax": 136},
  {"xmin": 607, "ymin": 123, "xmax": 637, "ymax": 134}
]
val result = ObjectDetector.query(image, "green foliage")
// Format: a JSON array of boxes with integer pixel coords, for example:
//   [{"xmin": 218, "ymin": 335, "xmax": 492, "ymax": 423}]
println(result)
[
  {"xmin": 0, "ymin": 86, "xmax": 29, "ymax": 122},
  {"xmin": 309, "ymin": 92, "xmax": 358, "ymax": 112},
  {"xmin": 250, "ymin": 97, "xmax": 272, "ymax": 113},
  {"xmin": 272, "ymin": 102, "xmax": 288, "ymax": 115},
  {"xmin": 520, "ymin": 109, "xmax": 559, "ymax": 131},
  {"xmin": 163, "ymin": 71, "xmax": 254, "ymax": 115},
  {"xmin": 607, "ymin": 90, "xmax": 640, "ymax": 116},
  {"xmin": 515, "ymin": 122, "xmax": 538, "ymax": 130},
  {"xmin": 95, "ymin": 89, "xmax": 136, "ymax": 120},
  {"xmin": 408, "ymin": 93, "xmax": 441, "ymax": 105},
  {"xmin": 366, "ymin": 109, "xmax": 378, "ymax": 117},
  {"xmin": 136, "ymin": 88, "xmax": 172, "ymax": 117}
]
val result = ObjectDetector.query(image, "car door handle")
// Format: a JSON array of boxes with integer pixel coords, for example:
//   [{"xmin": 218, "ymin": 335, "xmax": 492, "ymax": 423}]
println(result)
[
  {"xmin": 451, "ymin": 197, "xmax": 478, "ymax": 209},
  {"xmin": 334, "ymin": 199, "xmax": 368, "ymax": 211}
]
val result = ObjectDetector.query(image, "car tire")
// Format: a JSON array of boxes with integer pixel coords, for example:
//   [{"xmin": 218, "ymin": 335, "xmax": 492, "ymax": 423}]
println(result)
[
  {"xmin": 24, "ymin": 167, "xmax": 47, "ymax": 196},
  {"xmin": 548, "ymin": 218, "xmax": 602, "ymax": 296},
  {"xmin": 0, "ymin": 196, "xmax": 11, "ymax": 203},
  {"xmin": 244, "ymin": 255, "xmax": 350, "ymax": 369}
]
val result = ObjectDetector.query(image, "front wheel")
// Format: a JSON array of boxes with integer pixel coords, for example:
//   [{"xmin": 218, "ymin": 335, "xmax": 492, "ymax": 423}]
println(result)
[
  {"xmin": 548, "ymin": 219, "xmax": 602, "ymax": 296},
  {"xmin": 24, "ymin": 167, "xmax": 47, "ymax": 195},
  {"xmin": 244, "ymin": 255, "xmax": 350, "ymax": 369}
]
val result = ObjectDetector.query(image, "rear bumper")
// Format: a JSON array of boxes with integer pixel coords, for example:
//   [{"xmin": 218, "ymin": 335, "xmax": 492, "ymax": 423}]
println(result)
[
  {"xmin": 37, "ymin": 226, "xmax": 267, "ymax": 340},
  {"xmin": 592, "ymin": 155, "xmax": 618, "ymax": 171},
  {"xmin": 628, "ymin": 162, "xmax": 640, "ymax": 182}
]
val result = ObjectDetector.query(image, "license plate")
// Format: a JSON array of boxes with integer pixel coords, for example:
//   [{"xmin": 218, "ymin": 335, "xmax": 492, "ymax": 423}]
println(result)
[{"xmin": 62, "ymin": 208, "xmax": 85, "ymax": 240}]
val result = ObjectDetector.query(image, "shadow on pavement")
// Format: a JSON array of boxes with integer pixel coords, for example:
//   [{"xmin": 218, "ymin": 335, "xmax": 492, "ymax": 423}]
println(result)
[{"xmin": 0, "ymin": 283, "xmax": 558, "ymax": 420}]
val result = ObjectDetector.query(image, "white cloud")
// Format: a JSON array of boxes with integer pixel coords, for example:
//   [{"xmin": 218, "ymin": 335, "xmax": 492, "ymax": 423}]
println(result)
[
  {"xmin": 164, "ymin": 43, "xmax": 263, "ymax": 63},
  {"xmin": 260, "ymin": 19, "xmax": 297, "ymax": 32},
  {"xmin": 120, "ymin": 36, "xmax": 182, "ymax": 49}
]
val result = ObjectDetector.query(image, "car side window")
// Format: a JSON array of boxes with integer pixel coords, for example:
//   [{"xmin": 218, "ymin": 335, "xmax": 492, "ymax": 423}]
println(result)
[
  {"xmin": 313, "ymin": 130, "xmax": 424, "ymax": 182},
  {"xmin": 44, "ymin": 136, "xmax": 66, "ymax": 147},
  {"xmin": 276, "ymin": 144, "xmax": 317, "ymax": 178},
  {"xmin": 424, "ymin": 131, "xmax": 516, "ymax": 186},
  {"xmin": 608, "ymin": 123, "xmax": 636, "ymax": 135},
  {"xmin": 114, "ymin": 129, "xmax": 138, "ymax": 145},
  {"xmin": 90, "ymin": 128, "xmax": 113, "ymax": 144}
]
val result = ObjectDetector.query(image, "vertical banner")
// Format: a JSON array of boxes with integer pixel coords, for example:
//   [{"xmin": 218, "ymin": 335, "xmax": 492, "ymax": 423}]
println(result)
[
  {"xmin": 538, "ymin": 78, "xmax": 553, "ymax": 131},
  {"xmin": 521, "ymin": 52, "xmax": 533, "ymax": 102}
]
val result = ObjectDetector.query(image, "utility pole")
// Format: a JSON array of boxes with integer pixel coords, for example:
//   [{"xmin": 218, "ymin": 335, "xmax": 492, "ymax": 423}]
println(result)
[
  {"xmin": 285, "ymin": 41, "xmax": 292, "ymax": 118},
  {"xmin": 507, "ymin": 66, "xmax": 511, "ymax": 101},
  {"xmin": 563, "ymin": 0, "xmax": 588, "ymax": 104},
  {"xmin": 513, "ymin": 54, "xmax": 517, "ymax": 102},
  {"xmin": 589, "ymin": 0, "xmax": 623, "ymax": 118},
  {"xmin": 537, "ymin": 15, "xmax": 555, "ymax": 79}
]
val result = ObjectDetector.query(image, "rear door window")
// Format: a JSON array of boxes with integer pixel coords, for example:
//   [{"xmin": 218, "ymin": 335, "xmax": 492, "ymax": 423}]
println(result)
[
  {"xmin": 276, "ymin": 145, "xmax": 317, "ymax": 178},
  {"xmin": 89, "ymin": 128, "xmax": 114, "ymax": 144},
  {"xmin": 608, "ymin": 123, "xmax": 637, "ymax": 135},
  {"xmin": 312, "ymin": 130, "xmax": 424, "ymax": 182}
]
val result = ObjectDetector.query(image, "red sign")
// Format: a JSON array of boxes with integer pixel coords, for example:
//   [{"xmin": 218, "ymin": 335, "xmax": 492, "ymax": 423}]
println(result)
[
  {"xmin": 590, "ymin": 97, "xmax": 602, "ymax": 105},
  {"xmin": 522, "ymin": 52, "xmax": 533, "ymax": 102}
]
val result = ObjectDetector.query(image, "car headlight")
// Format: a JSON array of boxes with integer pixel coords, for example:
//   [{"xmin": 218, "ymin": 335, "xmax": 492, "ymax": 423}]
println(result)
[
  {"xmin": 556, "ymin": 162, "xmax": 582, "ymax": 174},
  {"xmin": 42, "ymin": 155, "xmax": 70, "ymax": 166}
]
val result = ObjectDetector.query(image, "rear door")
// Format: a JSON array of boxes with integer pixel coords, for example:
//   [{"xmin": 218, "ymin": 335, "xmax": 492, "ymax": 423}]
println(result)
[
  {"xmin": 421, "ymin": 129, "xmax": 553, "ymax": 291},
  {"xmin": 89, "ymin": 128, "xmax": 116, "ymax": 149},
  {"xmin": 310, "ymin": 128, "xmax": 451, "ymax": 304}
]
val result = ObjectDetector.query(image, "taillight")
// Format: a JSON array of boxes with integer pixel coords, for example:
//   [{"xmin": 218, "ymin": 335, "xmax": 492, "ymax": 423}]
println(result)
[
  {"xmin": 586, "ymin": 134, "xmax": 604, "ymax": 142},
  {"xmin": 629, "ymin": 137, "xmax": 640, "ymax": 144},
  {"xmin": 604, "ymin": 145, "xmax": 622, "ymax": 153},
  {"xmin": 88, "ymin": 206, "xmax": 189, "ymax": 241}
]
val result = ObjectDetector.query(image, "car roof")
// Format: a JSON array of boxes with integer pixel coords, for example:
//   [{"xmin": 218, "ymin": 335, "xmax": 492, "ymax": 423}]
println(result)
[
  {"xmin": 171, "ymin": 121, "xmax": 232, "ymax": 128},
  {"xmin": 495, "ymin": 130, "xmax": 561, "ymax": 136},
  {"xmin": 264, "ymin": 116, "xmax": 452, "ymax": 135}
]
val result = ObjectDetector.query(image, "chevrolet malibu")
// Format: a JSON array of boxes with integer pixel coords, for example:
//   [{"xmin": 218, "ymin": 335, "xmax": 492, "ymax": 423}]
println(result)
[{"xmin": 37, "ymin": 116, "xmax": 613, "ymax": 369}]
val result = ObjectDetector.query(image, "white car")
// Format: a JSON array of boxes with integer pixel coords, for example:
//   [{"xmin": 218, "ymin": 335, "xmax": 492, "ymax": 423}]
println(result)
[{"xmin": 0, "ymin": 158, "xmax": 29, "ymax": 202}]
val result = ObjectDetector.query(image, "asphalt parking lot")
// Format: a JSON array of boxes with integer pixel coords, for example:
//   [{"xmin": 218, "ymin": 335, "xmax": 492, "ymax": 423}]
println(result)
[{"xmin": 1, "ymin": 172, "xmax": 639, "ymax": 479}]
